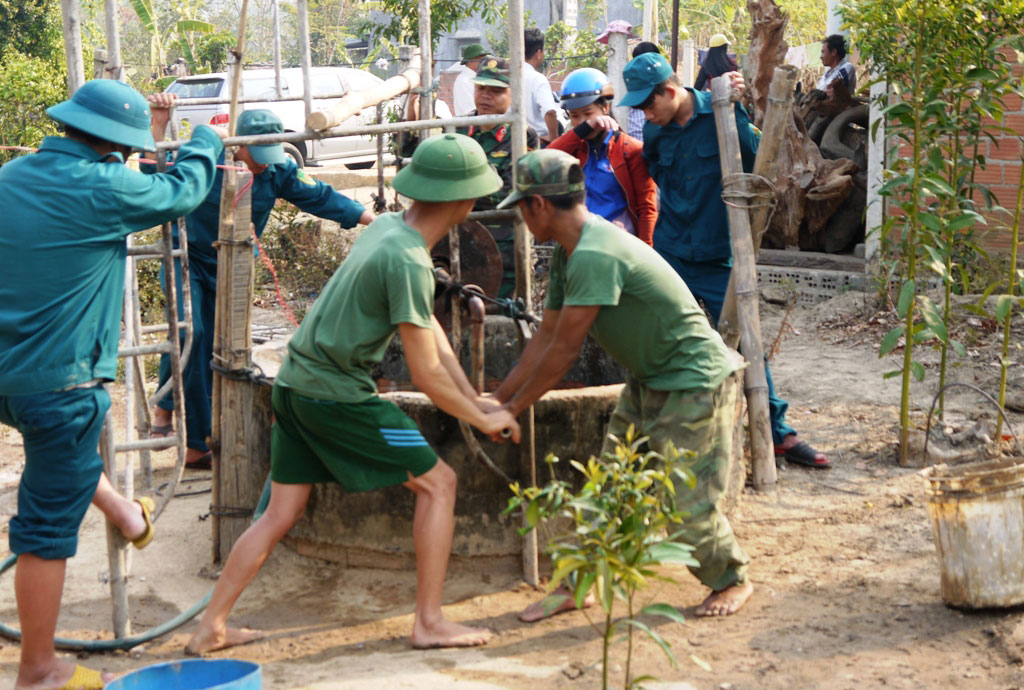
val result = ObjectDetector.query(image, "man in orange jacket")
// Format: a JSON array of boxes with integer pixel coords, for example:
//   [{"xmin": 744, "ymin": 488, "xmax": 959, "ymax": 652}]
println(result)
[{"xmin": 548, "ymin": 68, "xmax": 658, "ymax": 245}]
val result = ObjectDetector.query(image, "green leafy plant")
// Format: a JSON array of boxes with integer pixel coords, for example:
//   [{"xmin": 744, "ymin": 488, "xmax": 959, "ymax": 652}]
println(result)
[
  {"xmin": 0, "ymin": 51, "xmax": 64, "ymax": 164},
  {"xmin": 506, "ymin": 427, "xmax": 698, "ymax": 690},
  {"xmin": 369, "ymin": 0, "xmax": 502, "ymax": 52},
  {"xmin": 128, "ymin": 0, "xmax": 215, "ymax": 74},
  {"xmin": 543, "ymin": 21, "xmax": 609, "ymax": 76}
]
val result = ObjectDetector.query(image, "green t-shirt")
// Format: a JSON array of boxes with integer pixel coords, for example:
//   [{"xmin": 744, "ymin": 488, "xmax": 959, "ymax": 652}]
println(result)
[
  {"xmin": 546, "ymin": 215, "xmax": 737, "ymax": 392},
  {"xmin": 276, "ymin": 212, "xmax": 435, "ymax": 402}
]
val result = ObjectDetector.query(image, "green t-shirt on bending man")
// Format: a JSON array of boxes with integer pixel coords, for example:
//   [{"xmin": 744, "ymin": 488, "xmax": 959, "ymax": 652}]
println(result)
[
  {"xmin": 546, "ymin": 215, "xmax": 738, "ymax": 392},
  {"xmin": 277, "ymin": 212, "xmax": 435, "ymax": 402}
]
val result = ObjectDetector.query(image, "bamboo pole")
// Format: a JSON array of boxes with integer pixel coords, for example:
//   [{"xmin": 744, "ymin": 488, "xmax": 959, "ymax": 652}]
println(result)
[
  {"xmin": 307, "ymin": 51, "xmax": 422, "ymax": 131},
  {"xmin": 710, "ymin": 77, "xmax": 776, "ymax": 490},
  {"xmin": 718, "ymin": 65, "xmax": 797, "ymax": 349},
  {"xmin": 272, "ymin": 0, "xmax": 283, "ymax": 98},
  {"xmin": 59, "ymin": 0, "xmax": 85, "ymax": 94},
  {"xmin": 509, "ymin": 0, "xmax": 539, "ymax": 588},
  {"xmin": 211, "ymin": 0, "xmax": 250, "ymax": 563},
  {"xmin": 297, "ymin": 0, "xmax": 314, "ymax": 125},
  {"xmin": 417, "ymin": 0, "xmax": 433, "ymax": 141}
]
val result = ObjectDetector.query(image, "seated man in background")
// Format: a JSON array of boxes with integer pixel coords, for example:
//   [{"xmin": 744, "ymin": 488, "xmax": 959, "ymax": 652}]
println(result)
[
  {"xmin": 549, "ymin": 67, "xmax": 657, "ymax": 245},
  {"xmin": 817, "ymin": 34, "xmax": 856, "ymax": 95},
  {"xmin": 456, "ymin": 57, "xmax": 538, "ymax": 297}
]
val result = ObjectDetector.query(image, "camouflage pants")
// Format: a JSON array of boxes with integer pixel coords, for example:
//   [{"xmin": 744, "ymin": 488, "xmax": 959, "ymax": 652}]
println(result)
[{"xmin": 601, "ymin": 373, "xmax": 750, "ymax": 591}]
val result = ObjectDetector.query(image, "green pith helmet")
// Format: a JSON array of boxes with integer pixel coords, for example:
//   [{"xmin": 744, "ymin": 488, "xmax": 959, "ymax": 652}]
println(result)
[
  {"xmin": 237, "ymin": 109, "xmax": 286, "ymax": 165},
  {"xmin": 47, "ymin": 79, "xmax": 156, "ymax": 151},
  {"xmin": 461, "ymin": 43, "xmax": 490, "ymax": 64},
  {"xmin": 473, "ymin": 57, "xmax": 511, "ymax": 88},
  {"xmin": 393, "ymin": 133, "xmax": 502, "ymax": 202},
  {"xmin": 497, "ymin": 149, "xmax": 585, "ymax": 208}
]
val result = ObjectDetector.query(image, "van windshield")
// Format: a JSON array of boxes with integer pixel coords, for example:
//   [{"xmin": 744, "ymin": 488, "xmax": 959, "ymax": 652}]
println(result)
[{"xmin": 167, "ymin": 79, "xmax": 223, "ymax": 98}]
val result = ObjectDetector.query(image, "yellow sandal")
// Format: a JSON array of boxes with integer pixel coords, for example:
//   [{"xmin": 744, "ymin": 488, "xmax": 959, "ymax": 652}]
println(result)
[
  {"xmin": 57, "ymin": 664, "xmax": 106, "ymax": 690},
  {"xmin": 131, "ymin": 496, "xmax": 155, "ymax": 550}
]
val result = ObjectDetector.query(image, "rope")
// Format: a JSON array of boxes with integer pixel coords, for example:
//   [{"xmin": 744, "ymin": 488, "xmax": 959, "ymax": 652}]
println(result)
[
  {"xmin": 434, "ymin": 269, "xmax": 538, "ymax": 325},
  {"xmin": 210, "ymin": 359, "xmax": 274, "ymax": 386}
]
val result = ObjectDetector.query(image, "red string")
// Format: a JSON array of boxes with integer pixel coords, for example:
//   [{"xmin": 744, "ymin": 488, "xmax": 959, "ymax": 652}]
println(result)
[{"xmin": 250, "ymin": 228, "xmax": 300, "ymax": 328}]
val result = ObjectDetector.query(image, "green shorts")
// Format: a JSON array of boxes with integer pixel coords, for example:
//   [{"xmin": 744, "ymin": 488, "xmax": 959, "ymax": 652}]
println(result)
[{"xmin": 270, "ymin": 385, "xmax": 438, "ymax": 493}]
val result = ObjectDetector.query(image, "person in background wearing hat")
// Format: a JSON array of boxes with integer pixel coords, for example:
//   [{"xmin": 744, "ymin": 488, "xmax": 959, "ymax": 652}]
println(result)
[
  {"xmin": 620, "ymin": 52, "xmax": 831, "ymax": 470},
  {"xmin": 185, "ymin": 133, "xmax": 520, "ymax": 655},
  {"xmin": 491, "ymin": 149, "xmax": 751, "ymax": 622},
  {"xmin": 694, "ymin": 33, "xmax": 739, "ymax": 92},
  {"xmin": 524, "ymin": 28, "xmax": 560, "ymax": 145},
  {"xmin": 145, "ymin": 95, "xmax": 375, "ymax": 470},
  {"xmin": 549, "ymin": 67, "xmax": 658, "ymax": 245},
  {"xmin": 453, "ymin": 43, "xmax": 490, "ymax": 116},
  {"xmin": 627, "ymin": 42, "xmax": 663, "ymax": 141},
  {"xmin": 0, "ymin": 79, "xmax": 224, "ymax": 690},
  {"xmin": 457, "ymin": 57, "xmax": 539, "ymax": 297}
]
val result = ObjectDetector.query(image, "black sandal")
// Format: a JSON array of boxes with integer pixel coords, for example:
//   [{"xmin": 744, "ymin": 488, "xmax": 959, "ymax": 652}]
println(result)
[
  {"xmin": 185, "ymin": 452, "xmax": 212, "ymax": 471},
  {"xmin": 775, "ymin": 441, "xmax": 831, "ymax": 469}
]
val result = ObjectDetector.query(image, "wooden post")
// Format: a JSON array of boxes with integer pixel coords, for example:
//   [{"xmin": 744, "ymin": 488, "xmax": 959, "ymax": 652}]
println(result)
[
  {"xmin": 59, "ymin": 0, "xmax": 85, "ymax": 94},
  {"xmin": 103, "ymin": 0, "xmax": 123, "ymax": 80},
  {"xmin": 607, "ymin": 29, "xmax": 629, "ymax": 128},
  {"xmin": 710, "ymin": 78, "xmax": 776, "ymax": 490},
  {"xmin": 296, "ymin": 0, "xmax": 314, "ymax": 125},
  {"xmin": 718, "ymin": 65, "xmax": 797, "ymax": 349},
  {"xmin": 669, "ymin": 0, "xmax": 680, "ymax": 71}
]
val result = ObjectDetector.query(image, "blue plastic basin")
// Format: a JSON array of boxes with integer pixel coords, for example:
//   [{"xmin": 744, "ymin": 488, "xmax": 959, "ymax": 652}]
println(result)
[{"xmin": 105, "ymin": 659, "xmax": 261, "ymax": 690}]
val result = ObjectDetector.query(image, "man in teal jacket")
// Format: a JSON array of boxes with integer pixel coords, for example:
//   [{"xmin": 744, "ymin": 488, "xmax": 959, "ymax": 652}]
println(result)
[
  {"xmin": 0, "ymin": 79, "xmax": 222, "ymax": 690},
  {"xmin": 146, "ymin": 96, "xmax": 375, "ymax": 467}
]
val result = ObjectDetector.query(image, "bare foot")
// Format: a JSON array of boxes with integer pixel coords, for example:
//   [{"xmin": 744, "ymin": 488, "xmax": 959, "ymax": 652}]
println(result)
[
  {"xmin": 518, "ymin": 586, "xmax": 595, "ymax": 623},
  {"xmin": 15, "ymin": 660, "xmax": 113, "ymax": 690},
  {"xmin": 185, "ymin": 626, "xmax": 264, "ymax": 655},
  {"xmin": 411, "ymin": 618, "xmax": 493, "ymax": 649},
  {"xmin": 695, "ymin": 580, "xmax": 753, "ymax": 617}
]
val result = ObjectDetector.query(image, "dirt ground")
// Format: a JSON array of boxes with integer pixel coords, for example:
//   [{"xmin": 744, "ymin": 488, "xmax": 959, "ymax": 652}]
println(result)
[{"xmin": 2, "ymin": 288, "xmax": 1024, "ymax": 690}]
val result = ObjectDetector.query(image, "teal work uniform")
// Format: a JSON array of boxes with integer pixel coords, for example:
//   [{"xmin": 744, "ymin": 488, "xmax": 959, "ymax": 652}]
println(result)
[
  {"xmin": 151, "ymin": 158, "xmax": 366, "ymax": 453},
  {"xmin": 0, "ymin": 126, "xmax": 222, "ymax": 558},
  {"xmin": 272, "ymin": 212, "xmax": 438, "ymax": 492},
  {"xmin": 547, "ymin": 215, "xmax": 750, "ymax": 590},
  {"xmin": 644, "ymin": 88, "xmax": 796, "ymax": 445},
  {"xmin": 457, "ymin": 118, "xmax": 538, "ymax": 297}
]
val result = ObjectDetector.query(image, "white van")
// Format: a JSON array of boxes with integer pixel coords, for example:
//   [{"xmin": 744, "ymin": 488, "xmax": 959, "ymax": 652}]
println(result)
[{"xmin": 165, "ymin": 66, "xmax": 386, "ymax": 167}]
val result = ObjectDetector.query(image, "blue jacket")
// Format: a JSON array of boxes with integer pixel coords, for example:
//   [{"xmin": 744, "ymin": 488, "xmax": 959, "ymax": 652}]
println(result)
[
  {"xmin": 643, "ymin": 88, "xmax": 758, "ymax": 263},
  {"xmin": 173, "ymin": 158, "xmax": 366, "ymax": 264},
  {"xmin": 0, "ymin": 126, "xmax": 223, "ymax": 395}
]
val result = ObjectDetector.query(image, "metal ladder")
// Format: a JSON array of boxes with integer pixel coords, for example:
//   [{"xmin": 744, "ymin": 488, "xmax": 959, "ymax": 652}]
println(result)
[{"xmin": 99, "ymin": 210, "xmax": 195, "ymax": 638}]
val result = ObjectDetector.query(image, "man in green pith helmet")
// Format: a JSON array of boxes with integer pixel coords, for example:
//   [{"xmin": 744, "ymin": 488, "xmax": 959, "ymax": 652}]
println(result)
[
  {"xmin": 0, "ymin": 78, "xmax": 223, "ymax": 690},
  {"xmin": 492, "ymin": 149, "xmax": 753, "ymax": 622},
  {"xmin": 456, "ymin": 56, "xmax": 539, "ymax": 298},
  {"xmin": 186, "ymin": 133, "xmax": 521, "ymax": 655}
]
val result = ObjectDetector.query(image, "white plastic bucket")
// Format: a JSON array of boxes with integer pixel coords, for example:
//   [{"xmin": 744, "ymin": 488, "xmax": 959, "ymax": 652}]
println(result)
[{"xmin": 921, "ymin": 458, "xmax": 1024, "ymax": 608}]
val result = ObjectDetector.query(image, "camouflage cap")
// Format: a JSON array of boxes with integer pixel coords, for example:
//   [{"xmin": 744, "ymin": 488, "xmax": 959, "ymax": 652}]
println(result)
[
  {"xmin": 496, "ymin": 149, "xmax": 585, "ymax": 208},
  {"xmin": 473, "ymin": 57, "xmax": 511, "ymax": 88}
]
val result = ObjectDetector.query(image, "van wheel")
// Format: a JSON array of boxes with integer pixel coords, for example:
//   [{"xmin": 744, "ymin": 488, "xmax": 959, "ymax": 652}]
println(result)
[{"xmin": 283, "ymin": 142, "xmax": 305, "ymax": 168}]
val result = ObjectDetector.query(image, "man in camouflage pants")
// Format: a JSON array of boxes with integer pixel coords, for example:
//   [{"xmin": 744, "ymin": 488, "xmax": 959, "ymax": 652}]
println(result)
[
  {"xmin": 456, "ymin": 57, "xmax": 538, "ymax": 297},
  {"xmin": 492, "ymin": 149, "xmax": 754, "ymax": 621}
]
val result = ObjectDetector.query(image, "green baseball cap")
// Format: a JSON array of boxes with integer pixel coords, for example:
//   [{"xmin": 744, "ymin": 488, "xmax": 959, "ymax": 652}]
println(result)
[
  {"xmin": 496, "ymin": 149, "xmax": 585, "ymax": 209},
  {"xmin": 461, "ymin": 43, "xmax": 490, "ymax": 64},
  {"xmin": 473, "ymin": 57, "xmax": 511, "ymax": 88},
  {"xmin": 237, "ymin": 109, "xmax": 286, "ymax": 165},
  {"xmin": 617, "ymin": 52, "xmax": 675, "ymax": 107},
  {"xmin": 393, "ymin": 132, "xmax": 502, "ymax": 202},
  {"xmin": 47, "ymin": 79, "xmax": 156, "ymax": 151}
]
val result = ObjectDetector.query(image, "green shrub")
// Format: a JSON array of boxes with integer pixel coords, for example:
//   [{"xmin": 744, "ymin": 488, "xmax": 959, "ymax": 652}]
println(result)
[{"xmin": 0, "ymin": 51, "xmax": 65, "ymax": 163}]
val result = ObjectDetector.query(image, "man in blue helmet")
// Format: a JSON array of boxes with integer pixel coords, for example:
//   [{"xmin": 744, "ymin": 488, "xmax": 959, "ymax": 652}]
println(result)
[
  {"xmin": 549, "ymin": 67, "xmax": 658, "ymax": 245},
  {"xmin": 619, "ymin": 51, "xmax": 831, "ymax": 469},
  {"xmin": 0, "ymin": 79, "xmax": 223, "ymax": 690},
  {"xmin": 145, "ymin": 95, "xmax": 375, "ymax": 469}
]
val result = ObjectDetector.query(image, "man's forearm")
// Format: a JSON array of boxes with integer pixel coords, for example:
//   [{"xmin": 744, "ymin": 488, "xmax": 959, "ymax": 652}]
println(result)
[
  {"xmin": 492, "ymin": 325, "xmax": 554, "ymax": 403},
  {"xmin": 545, "ymin": 111, "xmax": 559, "ymax": 141},
  {"xmin": 505, "ymin": 339, "xmax": 579, "ymax": 416},
  {"xmin": 432, "ymin": 319, "xmax": 480, "ymax": 400}
]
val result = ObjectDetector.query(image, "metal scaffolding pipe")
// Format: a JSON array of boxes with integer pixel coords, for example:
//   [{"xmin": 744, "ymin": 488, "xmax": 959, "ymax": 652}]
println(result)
[{"xmin": 156, "ymin": 114, "xmax": 515, "ymax": 151}]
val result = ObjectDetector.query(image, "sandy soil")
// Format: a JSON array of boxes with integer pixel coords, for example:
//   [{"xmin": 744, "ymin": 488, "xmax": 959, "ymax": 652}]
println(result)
[{"xmin": 2, "ymin": 290, "xmax": 1024, "ymax": 690}]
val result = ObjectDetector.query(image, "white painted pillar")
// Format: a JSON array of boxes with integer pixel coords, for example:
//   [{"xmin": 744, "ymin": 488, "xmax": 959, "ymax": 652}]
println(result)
[
  {"xmin": 642, "ymin": 0, "xmax": 657, "ymax": 43},
  {"xmin": 865, "ymin": 77, "xmax": 887, "ymax": 262},
  {"xmin": 103, "ymin": 0, "xmax": 123, "ymax": 80},
  {"xmin": 827, "ymin": 0, "xmax": 844, "ymax": 35},
  {"xmin": 608, "ymin": 30, "xmax": 629, "ymax": 128},
  {"xmin": 681, "ymin": 38, "xmax": 695, "ymax": 87}
]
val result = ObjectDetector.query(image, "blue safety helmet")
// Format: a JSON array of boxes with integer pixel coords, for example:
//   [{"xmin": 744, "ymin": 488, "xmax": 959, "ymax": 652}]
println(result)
[{"xmin": 559, "ymin": 68, "xmax": 614, "ymax": 111}]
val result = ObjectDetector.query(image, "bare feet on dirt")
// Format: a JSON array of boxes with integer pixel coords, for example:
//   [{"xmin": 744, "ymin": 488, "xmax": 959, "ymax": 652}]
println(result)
[
  {"xmin": 695, "ymin": 580, "xmax": 754, "ymax": 617},
  {"xmin": 185, "ymin": 626, "xmax": 264, "ymax": 655},
  {"xmin": 518, "ymin": 587, "xmax": 595, "ymax": 623},
  {"xmin": 15, "ymin": 660, "xmax": 113, "ymax": 690},
  {"xmin": 411, "ymin": 618, "xmax": 493, "ymax": 649}
]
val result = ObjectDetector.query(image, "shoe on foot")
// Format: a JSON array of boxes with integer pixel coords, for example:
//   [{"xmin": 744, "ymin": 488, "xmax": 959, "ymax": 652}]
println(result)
[{"xmin": 131, "ymin": 496, "xmax": 156, "ymax": 550}]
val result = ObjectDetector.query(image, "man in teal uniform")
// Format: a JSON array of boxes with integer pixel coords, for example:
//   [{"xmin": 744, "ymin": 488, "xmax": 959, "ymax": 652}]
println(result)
[
  {"xmin": 619, "ymin": 52, "xmax": 830, "ymax": 469},
  {"xmin": 185, "ymin": 133, "xmax": 520, "ymax": 655},
  {"xmin": 146, "ymin": 96, "xmax": 375, "ymax": 468},
  {"xmin": 493, "ymin": 150, "xmax": 754, "ymax": 620},
  {"xmin": 0, "ymin": 79, "xmax": 223, "ymax": 690},
  {"xmin": 456, "ymin": 57, "xmax": 538, "ymax": 297}
]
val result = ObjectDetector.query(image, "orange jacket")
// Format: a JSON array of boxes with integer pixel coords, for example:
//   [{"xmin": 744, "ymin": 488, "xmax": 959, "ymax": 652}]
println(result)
[{"xmin": 548, "ymin": 122, "xmax": 658, "ymax": 245}]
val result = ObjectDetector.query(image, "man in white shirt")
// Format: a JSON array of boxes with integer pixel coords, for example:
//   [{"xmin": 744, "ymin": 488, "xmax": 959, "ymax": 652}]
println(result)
[
  {"xmin": 816, "ymin": 34, "xmax": 856, "ymax": 95},
  {"xmin": 453, "ymin": 43, "xmax": 490, "ymax": 116},
  {"xmin": 523, "ymin": 28, "xmax": 559, "ymax": 145}
]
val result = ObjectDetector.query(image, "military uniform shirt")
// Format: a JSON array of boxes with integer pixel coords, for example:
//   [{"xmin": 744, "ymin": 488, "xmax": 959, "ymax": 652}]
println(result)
[
  {"xmin": 0, "ymin": 126, "xmax": 223, "ymax": 395},
  {"xmin": 546, "ymin": 215, "xmax": 737, "ymax": 392},
  {"xmin": 276, "ymin": 212, "xmax": 435, "ymax": 403}
]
